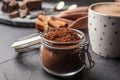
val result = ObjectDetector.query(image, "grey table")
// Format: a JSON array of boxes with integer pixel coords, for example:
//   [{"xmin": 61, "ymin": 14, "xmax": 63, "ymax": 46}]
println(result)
[
  {"xmin": 0, "ymin": 22, "xmax": 120, "ymax": 80},
  {"xmin": 1, "ymin": 0, "xmax": 120, "ymax": 80}
]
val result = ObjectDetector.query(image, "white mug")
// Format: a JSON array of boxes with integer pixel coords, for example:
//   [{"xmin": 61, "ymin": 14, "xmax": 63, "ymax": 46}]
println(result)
[{"xmin": 88, "ymin": 2, "xmax": 120, "ymax": 58}]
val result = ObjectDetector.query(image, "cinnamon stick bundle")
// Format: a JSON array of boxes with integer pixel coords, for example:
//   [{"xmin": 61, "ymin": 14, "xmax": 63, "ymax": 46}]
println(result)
[
  {"xmin": 35, "ymin": 14, "xmax": 68, "ymax": 32},
  {"xmin": 48, "ymin": 17, "xmax": 68, "ymax": 28}
]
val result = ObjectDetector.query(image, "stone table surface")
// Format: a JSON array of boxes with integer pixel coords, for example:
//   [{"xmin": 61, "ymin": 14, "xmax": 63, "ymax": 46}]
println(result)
[{"xmin": 0, "ymin": 23, "xmax": 120, "ymax": 80}]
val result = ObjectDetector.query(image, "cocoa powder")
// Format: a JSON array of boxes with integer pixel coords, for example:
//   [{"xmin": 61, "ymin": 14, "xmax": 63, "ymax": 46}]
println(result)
[
  {"xmin": 45, "ymin": 28, "xmax": 80, "ymax": 42},
  {"xmin": 40, "ymin": 28, "xmax": 85, "ymax": 74}
]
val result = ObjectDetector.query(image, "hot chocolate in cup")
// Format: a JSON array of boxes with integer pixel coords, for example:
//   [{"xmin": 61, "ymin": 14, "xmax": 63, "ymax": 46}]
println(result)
[
  {"xmin": 88, "ymin": 2, "xmax": 120, "ymax": 58},
  {"xmin": 92, "ymin": 3, "xmax": 120, "ymax": 16}
]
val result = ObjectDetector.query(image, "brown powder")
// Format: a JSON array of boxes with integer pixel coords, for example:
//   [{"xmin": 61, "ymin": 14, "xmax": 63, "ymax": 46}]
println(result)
[
  {"xmin": 45, "ymin": 28, "xmax": 80, "ymax": 42},
  {"xmin": 41, "ymin": 28, "xmax": 84, "ymax": 74}
]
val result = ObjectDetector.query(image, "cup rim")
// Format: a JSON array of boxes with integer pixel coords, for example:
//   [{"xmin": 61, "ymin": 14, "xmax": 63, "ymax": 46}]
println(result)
[{"xmin": 89, "ymin": 2, "xmax": 120, "ymax": 17}]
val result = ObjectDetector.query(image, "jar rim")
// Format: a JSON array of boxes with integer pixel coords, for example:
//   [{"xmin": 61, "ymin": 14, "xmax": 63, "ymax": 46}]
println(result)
[
  {"xmin": 40, "ymin": 28, "xmax": 85, "ymax": 50},
  {"xmin": 41, "ymin": 28, "xmax": 85, "ymax": 45}
]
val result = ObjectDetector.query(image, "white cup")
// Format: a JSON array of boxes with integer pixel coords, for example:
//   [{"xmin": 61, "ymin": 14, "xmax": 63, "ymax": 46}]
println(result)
[{"xmin": 88, "ymin": 2, "xmax": 120, "ymax": 58}]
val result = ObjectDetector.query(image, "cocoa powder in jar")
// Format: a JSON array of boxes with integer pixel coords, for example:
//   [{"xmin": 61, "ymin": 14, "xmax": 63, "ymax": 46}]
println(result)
[
  {"xmin": 44, "ymin": 28, "xmax": 80, "ymax": 42},
  {"xmin": 40, "ymin": 28, "xmax": 85, "ymax": 74}
]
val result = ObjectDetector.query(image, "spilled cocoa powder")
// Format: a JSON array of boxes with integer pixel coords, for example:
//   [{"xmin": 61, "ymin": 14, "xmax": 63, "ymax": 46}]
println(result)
[{"xmin": 45, "ymin": 28, "xmax": 80, "ymax": 42}]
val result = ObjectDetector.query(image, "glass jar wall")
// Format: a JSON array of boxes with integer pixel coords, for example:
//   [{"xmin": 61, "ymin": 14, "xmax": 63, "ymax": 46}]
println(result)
[{"xmin": 40, "ymin": 28, "xmax": 86, "ymax": 77}]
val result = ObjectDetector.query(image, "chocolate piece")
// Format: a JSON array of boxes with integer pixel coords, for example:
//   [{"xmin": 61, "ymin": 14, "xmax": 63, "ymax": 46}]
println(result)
[
  {"xmin": 9, "ymin": 10, "xmax": 20, "ymax": 18},
  {"xmin": 1, "ymin": 0, "xmax": 19, "ymax": 13},
  {"xmin": 21, "ymin": 0, "xmax": 42, "ymax": 11},
  {"xmin": 20, "ymin": 5, "xmax": 29, "ymax": 18},
  {"xmin": 20, "ymin": 8, "xmax": 29, "ymax": 18}
]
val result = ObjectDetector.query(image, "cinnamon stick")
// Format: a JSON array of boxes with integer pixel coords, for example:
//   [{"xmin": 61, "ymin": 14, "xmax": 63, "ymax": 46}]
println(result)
[
  {"xmin": 51, "ymin": 17, "xmax": 68, "ymax": 27},
  {"xmin": 37, "ymin": 14, "xmax": 49, "ymax": 27},
  {"xmin": 36, "ymin": 20, "xmax": 48, "ymax": 32},
  {"xmin": 52, "ymin": 17, "xmax": 74, "ymax": 25},
  {"xmin": 48, "ymin": 17, "xmax": 68, "ymax": 28},
  {"xmin": 48, "ymin": 19, "xmax": 63, "ymax": 28},
  {"xmin": 55, "ymin": 20, "xmax": 68, "ymax": 27},
  {"xmin": 38, "ymin": 14, "xmax": 47, "ymax": 22}
]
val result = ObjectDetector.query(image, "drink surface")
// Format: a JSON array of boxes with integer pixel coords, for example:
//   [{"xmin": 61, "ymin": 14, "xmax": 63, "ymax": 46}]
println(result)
[{"xmin": 92, "ymin": 4, "xmax": 120, "ymax": 16}]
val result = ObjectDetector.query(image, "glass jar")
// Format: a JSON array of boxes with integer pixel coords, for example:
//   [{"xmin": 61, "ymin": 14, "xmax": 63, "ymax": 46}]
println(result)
[{"xmin": 40, "ymin": 28, "xmax": 93, "ymax": 77}]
